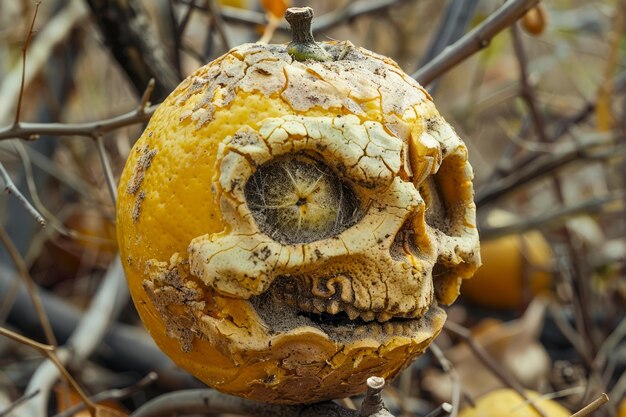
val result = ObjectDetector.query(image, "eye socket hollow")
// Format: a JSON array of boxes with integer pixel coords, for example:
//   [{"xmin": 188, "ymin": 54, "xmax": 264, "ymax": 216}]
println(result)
[{"xmin": 244, "ymin": 154, "xmax": 362, "ymax": 244}]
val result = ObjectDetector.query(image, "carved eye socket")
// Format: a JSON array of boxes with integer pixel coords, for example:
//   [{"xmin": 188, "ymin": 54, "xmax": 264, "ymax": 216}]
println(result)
[{"xmin": 244, "ymin": 154, "xmax": 362, "ymax": 244}]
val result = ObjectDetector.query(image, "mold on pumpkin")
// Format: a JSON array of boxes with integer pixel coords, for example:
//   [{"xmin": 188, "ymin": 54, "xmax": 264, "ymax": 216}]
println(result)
[{"xmin": 116, "ymin": 7, "xmax": 480, "ymax": 404}]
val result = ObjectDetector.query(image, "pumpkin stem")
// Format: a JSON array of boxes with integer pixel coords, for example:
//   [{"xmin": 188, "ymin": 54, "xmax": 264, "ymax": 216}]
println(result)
[{"xmin": 285, "ymin": 7, "xmax": 332, "ymax": 62}]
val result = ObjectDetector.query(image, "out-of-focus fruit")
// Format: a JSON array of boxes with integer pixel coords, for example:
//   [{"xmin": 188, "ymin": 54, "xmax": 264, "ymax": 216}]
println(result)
[
  {"xmin": 462, "ymin": 230, "xmax": 552, "ymax": 310},
  {"xmin": 521, "ymin": 4, "xmax": 548, "ymax": 36},
  {"xmin": 459, "ymin": 389, "xmax": 571, "ymax": 417}
]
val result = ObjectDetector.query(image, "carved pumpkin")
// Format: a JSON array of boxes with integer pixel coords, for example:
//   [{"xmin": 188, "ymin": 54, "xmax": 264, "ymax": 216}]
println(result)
[{"xmin": 116, "ymin": 7, "xmax": 480, "ymax": 404}]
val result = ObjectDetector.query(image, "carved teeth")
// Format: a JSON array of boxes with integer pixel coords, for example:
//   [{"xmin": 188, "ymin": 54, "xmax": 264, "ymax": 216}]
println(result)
[
  {"xmin": 312, "ymin": 298, "xmax": 326, "ymax": 313},
  {"xmin": 327, "ymin": 300, "xmax": 341, "ymax": 315},
  {"xmin": 345, "ymin": 305, "xmax": 360, "ymax": 320},
  {"xmin": 377, "ymin": 311, "xmax": 393, "ymax": 322},
  {"xmin": 297, "ymin": 296, "xmax": 312, "ymax": 312},
  {"xmin": 266, "ymin": 276, "xmax": 426, "ymax": 325},
  {"xmin": 383, "ymin": 321, "xmax": 395, "ymax": 334},
  {"xmin": 360, "ymin": 311, "xmax": 376, "ymax": 322}
]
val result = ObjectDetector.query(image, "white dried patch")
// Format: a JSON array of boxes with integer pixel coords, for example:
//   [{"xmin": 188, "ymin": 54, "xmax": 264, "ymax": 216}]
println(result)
[
  {"xmin": 172, "ymin": 41, "xmax": 436, "ymax": 134},
  {"xmin": 143, "ymin": 255, "xmax": 206, "ymax": 352}
]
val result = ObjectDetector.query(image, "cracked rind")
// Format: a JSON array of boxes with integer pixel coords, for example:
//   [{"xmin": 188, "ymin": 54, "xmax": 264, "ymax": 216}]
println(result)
[
  {"xmin": 191, "ymin": 115, "xmax": 433, "ymax": 321},
  {"xmin": 143, "ymin": 253, "xmax": 446, "ymax": 403},
  {"xmin": 116, "ymin": 41, "xmax": 480, "ymax": 404}
]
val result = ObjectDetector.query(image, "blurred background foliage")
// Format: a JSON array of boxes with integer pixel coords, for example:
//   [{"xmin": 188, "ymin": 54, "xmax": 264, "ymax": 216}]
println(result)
[{"xmin": 0, "ymin": 0, "xmax": 624, "ymax": 416}]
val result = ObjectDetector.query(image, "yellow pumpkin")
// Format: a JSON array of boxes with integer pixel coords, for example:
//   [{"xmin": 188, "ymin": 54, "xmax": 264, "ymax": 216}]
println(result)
[
  {"xmin": 462, "ymin": 230, "xmax": 552, "ymax": 310},
  {"xmin": 116, "ymin": 7, "xmax": 480, "ymax": 404},
  {"xmin": 459, "ymin": 389, "xmax": 571, "ymax": 417}
]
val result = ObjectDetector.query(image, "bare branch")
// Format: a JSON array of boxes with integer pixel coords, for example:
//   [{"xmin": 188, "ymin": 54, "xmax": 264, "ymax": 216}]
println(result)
[
  {"xmin": 480, "ymin": 193, "xmax": 623, "ymax": 240},
  {"xmin": 0, "ymin": 226, "xmax": 55, "ymax": 345},
  {"xmin": 419, "ymin": 0, "xmax": 479, "ymax": 94},
  {"xmin": 476, "ymin": 133, "xmax": 621, "ymax": 207},
  {"xmin": 0, "ymin": 105, "xmax": 157, "ymax": 141},
  {"xmin": 52, "ymin": 372, "xmax": 158, "ymax": 417},
  {"xmin": 94, "ymin": 134, "xmax": 118, "ymax": 204},
  {"xmin": 205, "ymin": 0, "xmax": 231, "ymax": 51},
  {"xmin": 424, "ymin": 403, "xmax": 453, "ymax": 417},
  {"xmin": 84, "ymin": 0, "xmax": 181, "ymax": 101},
  {"xmin": 0, "ymin": 390, "xmax": 40, "ymax": 417},
  {"xmin": 570, "ymin": 393, "xmax": 609, "ymax": 417},
  {"xmin": 413, "ymin": 0, "xmax": 540, "ymax": 85},
  {"xmin": 510, "ymin": 23, "xmax": 549, "ymax": 143},
  {"xmin": 182, "ymin": 0, "xmax": 411, "ymax": 34},
  {"xmin": 130, "ymin": 388, "xmax": 361, "ymax": 417},
  {"xmin": 0, "ymin": 0, "xmax": 88, "ymax": 124},
  {"xmin": 22, "ymin": 257, "xmax": 128, "ymax": 417},
  {"xmin": 444, "ymin": 322, "xmax": 549, "ymax": 417},
  {"xmin": 430, "ymin": 344, "xmax": 460, "ymax": 417},
  {"xmin": 14, "ymin": 2, "xmax": 41, "ymax": 127},
  {"xmin": 0, "ymin": 327, "xmax": 97, "ymax": 416},
  {"xmin": 0, "ymin": 161, "xmax": 45, "ymax": 226}
]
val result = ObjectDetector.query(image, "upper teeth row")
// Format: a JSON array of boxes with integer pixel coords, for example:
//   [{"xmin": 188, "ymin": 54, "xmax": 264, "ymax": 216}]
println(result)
[{"xmin": 268, "ymin": 279, "xmax": 422, "ymax": 323}]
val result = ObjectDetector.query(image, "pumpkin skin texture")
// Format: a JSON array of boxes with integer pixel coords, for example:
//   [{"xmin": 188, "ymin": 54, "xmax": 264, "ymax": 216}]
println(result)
[{"xmin": 116, "ymin": 41, "xmax": 480, "ymax": 403}]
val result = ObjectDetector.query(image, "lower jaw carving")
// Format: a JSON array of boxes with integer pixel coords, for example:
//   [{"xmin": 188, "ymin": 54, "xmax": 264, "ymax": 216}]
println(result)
[{"xmin": 250, "ymin": 283, "xmax": 441, "ymax": 344}]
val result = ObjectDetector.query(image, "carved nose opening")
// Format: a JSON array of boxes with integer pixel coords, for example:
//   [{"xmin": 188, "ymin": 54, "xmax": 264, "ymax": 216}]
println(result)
[{"xmin": 419, "ymin": 154, "xmax": 471, "ymax": 238}]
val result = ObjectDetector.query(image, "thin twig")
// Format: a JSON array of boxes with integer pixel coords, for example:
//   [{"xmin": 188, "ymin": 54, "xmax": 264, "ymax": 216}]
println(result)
[
  {"xmin": 444, "ymin": 322, "xmax": 549, "ymax": 417},
  {"xmin": 424, "ymin": 403, "xmax": 453, "ymax": 417},
  {"xmin": 0, "ymin": 226, "xmax": 56, "ymax": 346},
  {"xmin": 23, "ymin": 257, "xmax": 128, "ymax": 417},
  {"xmin": 138, "ymin": 79, "xmax": 156, "ymax": 113},
  {"xmin": 0, "ymin": 104, "xmax": 158, "ymax": 141},
  {"xmin": 0, "ymin": 265, "xmax": 175, "ymax": 382},
  {"xmin": 131, "ymin": 388, "xmax": 360, "ymax": 417},
  {"xmin": 182, "ymin": 0, "xmax": 410, "ymax": 34},
  {"xmin": 429, "ymin": 344, "xmax": 460, "ymax": 417},
  {"xmin": 312, "ymin": 0, "xmax": 411, "ymax": 34},
  {"xmin": 419, "ymin": 0, "xmax": 480, "ymax": 94},
  {"xmin": 480, "ymin": 193, "xmax": 623, "ymax": 240},
  {"xmin": 486, "ymin": 70, "xmax": 625, "ymax": 185},
  {"xmin": 84, "ymin": 0, "xmax": 180, "ymax": 100},
  {"xmin": 476, "ymin": 133, "xmax": 620, "ymax": 207},
  {"xmin": 593, "ymin": 318, "xmax": 626, "ymax": 372},
  {"xmin": 176, "ymin": 0, "xmax": 197, "ymax": 36},
  {"xmin": 14, "ymin": 2, "xmax": 41, "ymax": 127},
  {"xmin": 205, "ymin": 0, "xmax": 231, "ymax": 51},
  {"xmin": 94, "ymin": 134, "xmax": 118, "ymax": 204},
  {"xmin": 0, "ymin": 327, "xmax": 97, "ymax": 417},
  {"xmin": 510, "ymin": 23, "xmax": 549, "ymax": 143},
  {"xmin": 547, "ymin": 300, "xmax": 593, "ymax": 367},
  {"xmin": 0, "ymin": 0, "xmax": 88, "ymax": 124},
  {"xmin": 570, "ymin": 393, "xmax": 609, "ymax": 417},
  {"xmin": 0, "ymin": 161, "xmax": 45, "ymax": 226},
  {"xmin": 413, "ymin": 0, "xmax": 540, "ymax": 85},
  {"xmin": 0, "ymin": 142, "xmax": 93, "ymax": 198},
  {"xmin": 0, "ymin": 390, "xmax": 40, "ymax": 417},
  {"xmin": 10, "ymin": 142, "xmax": 114, "ymax": 246},
  {"xmin": 52, "ymin": 372, "xmax": 158, "ymax": 417}
]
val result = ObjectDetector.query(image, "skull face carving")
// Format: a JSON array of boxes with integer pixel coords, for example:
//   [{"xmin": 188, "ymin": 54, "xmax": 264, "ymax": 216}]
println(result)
[{"xmin": 117, "ymin": 40, "xmax": 480, "ymax": 404}]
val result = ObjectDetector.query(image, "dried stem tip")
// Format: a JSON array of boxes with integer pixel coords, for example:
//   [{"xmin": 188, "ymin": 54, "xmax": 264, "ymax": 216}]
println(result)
[
  {"xmin": 361, "ymin": 377, "xmax": 393, "ymax": 417},
  {"xmin": 285, "ymin": 7, "xmax": 332, "ymax": 62}
]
